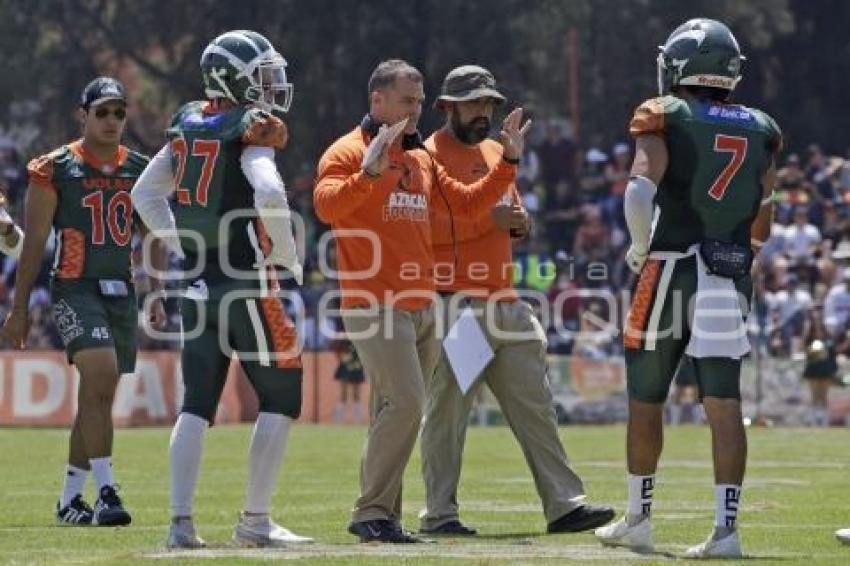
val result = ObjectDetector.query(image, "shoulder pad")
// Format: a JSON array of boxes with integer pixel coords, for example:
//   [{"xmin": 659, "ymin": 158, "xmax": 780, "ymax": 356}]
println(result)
[
  {"xmin": 124, "ymin": 149, "xmax": 151, "ymax": 173},
  {"xmin": 241, "ymin": 110, "xmax": 289, "ymax": 150},
  {"xmin": 756, "ymin": 109, "xmax": 783, "ymax": 154},
  {"xmin": 27, "ymin": 150, "xmax": 61, "ymax": 190},
  {"xmin": 629, "ymin": 97, "xmax": 672, "ymax": 137}
]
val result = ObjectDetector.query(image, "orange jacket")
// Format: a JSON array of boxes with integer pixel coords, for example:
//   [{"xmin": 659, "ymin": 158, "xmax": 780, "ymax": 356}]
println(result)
[
  {"xmin": 314, "ymin": 126, "xmax": 516, "ymax": 310},
  {"xmin": 427, "ymin": 128, "xmax": 520, "ymax": 299}
]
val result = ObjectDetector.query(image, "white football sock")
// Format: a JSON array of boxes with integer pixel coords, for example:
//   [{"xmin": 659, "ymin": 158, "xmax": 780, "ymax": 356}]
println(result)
[
  {"xmin": 627, "ymin": 473, "xmax": 655, "ymax": 522},
  {"xmin": 170, "ymin": 412, "xmax": 209, "ymax": 517},
  {"xmin": 715, "ymin": 484, "xmax": 741, "ymax": 529},
  {"xmin": 90, "ymin": 457, "xmax": 114, "ymax": 491},
  {"xmin": 244, "ymin": 412, "xmax": 292, "ymax": 514},
  {"xmin": 352, "ymin": 402, "xmax": 364, "ymax": 424},
  {"xmin": 334, "ymin": 402, "xmax": 344, "ymax": 423},
  {"xmin": 60, "ymin": 465, "xmax": 89, "ymax": 507}
]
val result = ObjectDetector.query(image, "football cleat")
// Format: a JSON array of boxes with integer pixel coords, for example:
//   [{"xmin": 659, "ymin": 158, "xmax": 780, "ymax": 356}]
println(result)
[
  {"xmin": 92, "ymin": 485, "xmax": 132, "ymax": 527},
  {"xmin": 684, "ymin": 528, "xmax": 742, "ymax": 559},
  {"xmin": 595, "ymin": 515, "xmax": 654, "ymax": 553},
  {"xmin": 166, "ymin": 516, "xmax": 207, "ymax": 549},
  {"xmin": 56, "ymin": 494, "xmax": 94, "ymax": 526},
  {"xmin": 836, "ymin": 528, "xmax": 850, "ymax": 545},
  {"xmin": 233, "ymin": 512, "xmax": 313, "ymax": 547}
]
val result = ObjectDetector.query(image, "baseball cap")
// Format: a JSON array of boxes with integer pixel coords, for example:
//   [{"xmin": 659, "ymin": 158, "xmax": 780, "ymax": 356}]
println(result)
[
  {"xmin": 436, "ymin": 65, "xmax": 506, "ymax": 107},
  {"xmin": 80, "ymin": 77, "xmax": 127, "ymax": 110}
]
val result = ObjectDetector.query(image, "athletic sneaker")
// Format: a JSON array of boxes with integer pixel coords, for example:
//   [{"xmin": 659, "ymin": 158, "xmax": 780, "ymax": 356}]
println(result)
[
  {"xmin": 420, "ymin": 519, "xmax": 477, "ymax": 536},
  {"xmin": 233, "ymin": 512, "xmax": 313, "ymax": 547},
  {"xmin": 836, "ymin": 528, "xmax": 850, "ymax": 545},
  {"xmin": 595, "ymin": 515, "xmax": 654, "ymax": 553},
  {"xmin": 684, "ymin": 528, "xmax": 742, "ymax": 558},
  {"xmin": 93, "ymin": 485, "xmax": 131, "ymax": 526},
  {"xmin": 548, "ymin": 504, "xmax": 615, "ymax": 533},
  {"xmin": 166, "ymin": 516, "xmax": 207, "ymax": 549},
  {"xmin": 56, "ymin": 494, "xmax": 94, "ymax": 526},
  {"xmin": 348, "ymin": 519, "xmax": 428, "ymax": 543}
]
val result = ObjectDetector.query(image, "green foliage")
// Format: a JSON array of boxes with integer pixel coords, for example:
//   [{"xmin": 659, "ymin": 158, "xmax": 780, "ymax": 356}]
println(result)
[{"xmin": 8, "ymin": 0, "xmax": 844, "ymax": 170}]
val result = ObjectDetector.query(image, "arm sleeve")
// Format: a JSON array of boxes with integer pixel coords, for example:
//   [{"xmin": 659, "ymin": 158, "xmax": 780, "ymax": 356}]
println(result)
[
  {"xmin": 430, "ymin": 155, "xmax": 517, "ymax": 217},
  {"xmin": 130, "ymin": 143, "xmax": 185, "ymax": 258},
  {"xmin": 241, "ymin": 145, "xmax": 301, "ymax": 280},
  {"xmin": 624, "ymin": 175, "xmax": 658, "ymax": 253},
  {"xmin": 313, "ymin": 145, "xmax": 377, "ymax": 223}
]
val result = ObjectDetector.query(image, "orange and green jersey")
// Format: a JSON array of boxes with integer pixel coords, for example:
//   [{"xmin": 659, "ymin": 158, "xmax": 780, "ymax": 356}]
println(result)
[
  {"xmin": 630, "ymin": 95, "xmax": 782, "ymax": 252},
  {"xmin": 166, "ymin": 100, "xmax": 286, "ymax": 283},
  {"xmin": 27, "ymin": 140, "xmax": 149, "ymax": 280}
]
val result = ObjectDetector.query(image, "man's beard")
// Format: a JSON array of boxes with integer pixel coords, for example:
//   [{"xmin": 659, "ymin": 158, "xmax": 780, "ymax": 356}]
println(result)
[{"xmin": 451, "ymin": 114, "xmax": 491, "ymax": 145}]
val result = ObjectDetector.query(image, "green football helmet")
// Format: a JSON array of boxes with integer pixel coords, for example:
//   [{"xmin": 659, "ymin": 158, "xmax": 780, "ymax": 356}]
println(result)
[
  {"xmin": 200, "ymin": 30, "xmax": 293, "ymax": 113},
  {"xmin": 657, "ymin": 18, "xmax": 744, "ymax": 96}
]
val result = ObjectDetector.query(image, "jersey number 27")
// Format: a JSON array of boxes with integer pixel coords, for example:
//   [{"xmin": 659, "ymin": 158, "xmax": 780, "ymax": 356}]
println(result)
[
  {"xmin": 172, "ymin": 138, "xmax": 220, "ymax": 207},
  {"xmin": 708, "ymin": 134, "xmax": 748, "ymax": 201}
]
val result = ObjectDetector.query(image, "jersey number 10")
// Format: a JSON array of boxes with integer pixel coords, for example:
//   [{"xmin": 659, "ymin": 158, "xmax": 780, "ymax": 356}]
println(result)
[
  {"xmin": 708, "ymin": 134, "xmax": 748, "ymax": 201},
  {"xmin": 172, "ymin": 138, "xmax": 221, "ymax": 207}
]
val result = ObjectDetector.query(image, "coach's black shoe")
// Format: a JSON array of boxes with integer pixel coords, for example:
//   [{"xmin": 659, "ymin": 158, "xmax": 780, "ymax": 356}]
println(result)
[
  {"xmin": 547, "ymin": 504, "xmax": 615, "ymax": 533},
  {"xmin": 93, "ymin": 485, "xmax": 132, "ymax": 527},
  {"xmin": 348, "ymin": 519, "xmax": 427, "ymax": 543},
  {"xmin": 420, "ymin": 520, "xmax": 477, "ymax": 536},
  {"xmin": 56, "ymin": 494, "xmax": 94, "ymax": 526}
]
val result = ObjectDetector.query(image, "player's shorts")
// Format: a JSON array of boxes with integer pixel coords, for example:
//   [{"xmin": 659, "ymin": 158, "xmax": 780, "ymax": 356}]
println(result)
[
  {"xmin": 179, "ymin": 278, "xmax": 303, "ymax": 423},
  {"xmin": 673, "ymin": 355, "xmax": 697, "ymax": 387},
  {"xmin": 50, "ymin": 278, "xmax": 137, "ymax": 374},
  {"xmin": 624, "ymin": 255, "xmax": 752, "ymax": 403}
]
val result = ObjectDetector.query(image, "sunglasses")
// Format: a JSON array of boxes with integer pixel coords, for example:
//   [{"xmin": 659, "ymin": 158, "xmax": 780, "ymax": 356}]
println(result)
[{"xmin": 93, "ymin": 107, "xmax": 127, "ymax": 120}]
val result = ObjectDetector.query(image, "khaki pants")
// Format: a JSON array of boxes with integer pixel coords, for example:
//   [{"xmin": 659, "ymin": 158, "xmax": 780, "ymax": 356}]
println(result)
[
  {"xmin": 419, "ymin": 297, "xmax": 586, "ymax": 529},
  {"xmin": 343, "ymin": 305, "xmax": 440, "ymax": 523}
]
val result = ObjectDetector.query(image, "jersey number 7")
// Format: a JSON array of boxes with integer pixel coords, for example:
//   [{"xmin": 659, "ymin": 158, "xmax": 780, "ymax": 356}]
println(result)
[
  {"xmin": 708, "ymin": 134, "xmax": 748, "ymax": 201},
  {"xmin": 172, "ymin": 138, "xmax": 220, "ymax": 207}
]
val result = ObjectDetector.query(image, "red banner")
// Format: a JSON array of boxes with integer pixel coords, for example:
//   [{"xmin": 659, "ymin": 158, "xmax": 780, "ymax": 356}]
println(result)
[{"xmin": 0, "ymin": 351, "xmax": 367, "ymax": 426}]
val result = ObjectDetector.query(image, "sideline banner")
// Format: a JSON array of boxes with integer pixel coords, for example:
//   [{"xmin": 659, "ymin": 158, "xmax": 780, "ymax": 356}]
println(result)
[{"xmin": 0, "ymin": 351, "xmax": 365, "ymax": 426}]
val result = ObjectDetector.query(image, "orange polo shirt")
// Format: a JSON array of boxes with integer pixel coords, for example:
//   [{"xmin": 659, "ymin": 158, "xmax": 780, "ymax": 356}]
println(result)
[
  {"xmin": 427, "ymin": 128, "xmax": 521, "ymax": 299},
  {"xmin": 314, "ymin": 126, "xmax": 517, "ymax": 310}
]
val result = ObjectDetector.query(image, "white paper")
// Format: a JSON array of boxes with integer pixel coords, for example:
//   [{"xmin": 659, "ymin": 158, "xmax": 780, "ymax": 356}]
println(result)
[{"xmin": 442, "ymin": 307, "xmax": 494, "ymax": 395}]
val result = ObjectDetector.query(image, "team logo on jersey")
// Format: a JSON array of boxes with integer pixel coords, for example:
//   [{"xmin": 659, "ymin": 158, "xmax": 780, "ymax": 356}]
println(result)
[
  {"xmin": 382, "ymin": 192, "xmax": 428, "ymax": 222},
  {"xmin": 183, "ymin": 112, "xmax": 226, "ymax": 129},
  {"xmin": 704, "ymin": 104, "xmax": 753, "ymax": 124},
  {"xmin": 52, "ymin": 299, "xmax": 84, "ymax": 346}
]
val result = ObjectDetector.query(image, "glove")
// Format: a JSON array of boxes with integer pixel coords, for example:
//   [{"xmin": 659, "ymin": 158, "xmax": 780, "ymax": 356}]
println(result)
[{"xmin": 625, "ymin": 245, "xmax": 648, "ymax": 274}]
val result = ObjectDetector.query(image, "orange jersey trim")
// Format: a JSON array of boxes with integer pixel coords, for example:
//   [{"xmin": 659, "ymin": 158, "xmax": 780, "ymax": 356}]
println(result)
[
  {"xmin": 26, "ymin": 154, "xmax": 57, "ymax": 192},
  {"xmin": 259, "ymin": 297, "xmax": 302, "ymax": 369},
  {"xmin": 629, "ymin": 98, "xmax": 666, "ymax": 138},
  {"xmin": 242, "ymin": 114, "xmax": 289, "ymax": 150},
  {"xmin": 55, "ymin": 228, "xmax": 86, "ymax": 279},
  {"xmin": 68, "ymin": 140, "xmax": 129, "ymax": 172},
  {"xmin": 624, "ymin": 259, "xmax": 662, "ymax": 350}
]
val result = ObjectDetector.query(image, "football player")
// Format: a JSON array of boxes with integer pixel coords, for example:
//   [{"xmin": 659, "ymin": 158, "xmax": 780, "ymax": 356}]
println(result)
[
  {"xmin": 2, "ymin": 77, "xmax": 166, "ymax": 526},
  {"xmin": 131, "ymin": 30, "xmax": 307, "ymax": 549},
  {"xmin": 594, "ymin": 19, "xmax": 781, "ymax": 558}
]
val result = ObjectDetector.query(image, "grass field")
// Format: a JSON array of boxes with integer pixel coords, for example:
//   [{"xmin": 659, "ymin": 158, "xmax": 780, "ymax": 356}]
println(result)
[{"xmin": 0, "ymin": 424, "xmax": 848, "ymax": 565}]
